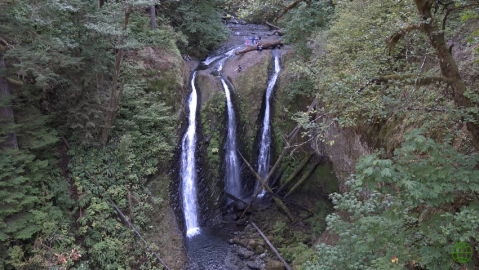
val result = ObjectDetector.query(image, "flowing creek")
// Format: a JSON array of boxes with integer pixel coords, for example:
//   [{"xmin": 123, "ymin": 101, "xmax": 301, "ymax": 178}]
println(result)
[{"xmin": 179, "ymin": 23, "xmax": 282, "ymax": 269}]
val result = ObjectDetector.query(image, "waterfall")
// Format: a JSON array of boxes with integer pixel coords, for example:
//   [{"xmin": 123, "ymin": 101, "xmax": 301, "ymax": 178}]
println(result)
[
  {"xmin": 256, "ymin": 54, "xmax": 281, "ymax": 196},
  {"xmin": 221, "ymin": 78, "xmax": 242, "ymax": 198},
  {"xmin": 181, "ymin": 72, "xmax": 200, "ymax": 237}
]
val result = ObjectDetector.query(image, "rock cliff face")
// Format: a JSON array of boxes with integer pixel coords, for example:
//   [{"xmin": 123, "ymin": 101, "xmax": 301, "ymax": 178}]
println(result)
[{"xmin": 132, "ymin": 46, "xmax": 190, "ymax": 269}]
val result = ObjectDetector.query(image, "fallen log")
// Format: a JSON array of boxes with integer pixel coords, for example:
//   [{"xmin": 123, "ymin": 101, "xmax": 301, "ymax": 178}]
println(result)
[
  {"xmin": 270, "ymin": 165, "xmax": 289, "ymax": 191},
  {"xmin": 285, "ymin": 160, "xmax": 321, "ymax": 198},
  {"xmin": 265, "ymin": 21, "xmax": 281, "ymax": 29},
  {"xmin": 268, "ymin": 29, "xmax": 284, "ymax": 36},
  {"xmin": 238, "ymin": 151, "xmax": 295, "ymax": 222},
  {"xmin": 238, "ymin": 96, "xmax": 319, "ymax": 219},
  {"xmin": 225, "ymin": 192, "xmax": 249, "ymax": 206},
  {"xmin": 109, "ymin": 199, "xmax": 170, "ymax": 270},
  {"xmin": 235, "ymin": 40, "xmax": 283, "ymax": 55},
  {"xmin": 251, "ymin": 222, "xmax": 293, "ymax": 270},
  {"xmin": 276, "ymin": 152, "xmax": 314, "ymax": 195}
]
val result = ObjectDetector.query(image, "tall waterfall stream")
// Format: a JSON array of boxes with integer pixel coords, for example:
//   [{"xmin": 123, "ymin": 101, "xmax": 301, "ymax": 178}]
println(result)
[
  {"xmin": 256, "ymin": 54, "xmax": 281, "ymax": 196},
  {"xmin": 181, "ymin": 72, "xmax": 200, "ymax": 238},
  {"xmin": 179, "ymin": 23, "xmax": 282, "ymax": 269}
]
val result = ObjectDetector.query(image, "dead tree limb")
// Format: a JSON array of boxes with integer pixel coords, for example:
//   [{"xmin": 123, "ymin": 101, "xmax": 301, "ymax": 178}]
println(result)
[
  {"xmin": 276, "ymin": 152, "xmax": 313, "ymax": 195},
  {"xmin": 238, "ymin": 151, "xmax": 295, "ymax": 221},
  {"xmin": 251, "ymin": 222, "xmax": 293, "ymax": 270},
  {"xmin": 109, "ymin": 199, "xmax": 170, "ymax": 270},
  {"xmin": 274, "ymin": 0, "xmax": 306, "ymax": 22},
  {"xmin": 235, "ymin": 40, "xmax": 283, "ymax": 55},
  {"xmin": 265, "ymin": 21, "xmax": 281, "ymax": 29},
  {"xmin": 225, "ymin": 192, "xmax": 249, "ymax": 206},
  {"xmin": 356, "ymin": 74, "xmax": 453, "ymax": 94},
  {"xmin": 386, "ymin": 24, "xmax": 420, "ymax": 54},
  {"xmin": 270, "ymin": 165, "xmax": 289, "ymax": 191},
  {"xmin": 285, "ymin": 160, "xmax": 321, "ymax": 198},
  {"xmin": 266, "ymin": 192, "xmax": 311, "ymax": 213},
  {"xmin": 268, "ymin": 29, "xmax": 285, "ymax": 36},
  {"xmin": 442, "ymin": 4, "xmax": 479, "ymax": 30},
  {"xmin": 239, "ymin": 96, "xmax": 319, "ymax": 218},
  {"xmin": 405, "ymin": 107, "xmax": 453, "ymax": 112}
]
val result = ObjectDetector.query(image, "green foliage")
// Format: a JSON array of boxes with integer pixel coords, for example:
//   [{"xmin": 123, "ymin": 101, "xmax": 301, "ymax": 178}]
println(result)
[
  {"xmin": 167, "ymin": 0, "xmax": 229, "ymax": 54},
  {"xmin": 237, "ymin": 0, "xmax": 284, "ymax": 22},
  {"xmin": 201, "ymin": 92, "xmax": 226, "ymax": 172},
  {"xmin": 68, "ymin": 78, "xmax": 175, "ymax": 269},
  {"xmin": 305, "ymin": 130, "xmax": 479, "ymax": 270},
  {"xmin": 280, "ymin": 0, "xmax": 334, "ymax": 59}
]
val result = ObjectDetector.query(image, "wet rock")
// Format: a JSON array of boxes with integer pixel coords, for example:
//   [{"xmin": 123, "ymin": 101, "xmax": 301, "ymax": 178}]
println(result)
[
  {"xmin": 237, "ymin": 218, "xmax": 247, "ymax": 225},
  {"xmin": 239, "ymin": 238, "xmax": 250, "ymax": 248},
  {"xmin": 255, "ymin": 245, "xmax": 264, "ymax": 254},
  {"xmin": 259, "ymin": 253, "xmax": 267, "ymax": 259},
  {"xmin": 228, "ymin": 238, "xmax": 235, "ymax": 245},
  {"xmin": 247, "ymin": 240, "xmax": 258, "ymax": 250},
  {"xmin": 265, "ymin": 260, "xmax": 285, "ymax": 270},
  {"xmin": 244, "ymin": 250, "xmax": 255, "ymax": 259},
  {"xmin": 246, "ymin": 261, "xmax": 259, "ymax": 269}
]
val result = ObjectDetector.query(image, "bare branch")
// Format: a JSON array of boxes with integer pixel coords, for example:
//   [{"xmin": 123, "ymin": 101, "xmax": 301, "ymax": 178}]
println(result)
[
  {"xmin": 387, "ymin": 25, "xmax": 420, "ymax": 55},
  {"xmin": 265, "ymin": 21, "xmax": 281, "ymax": 29},
  {"xmin": 442, "ymin": 4, "xmax": 479, "ymax": 30},
  {"xmin": 274, "ymin": 0, "xmax": 306, "ymax": 22},
  {"xmin": 405, "ymin": 107, "xmax": 455, "ymax": 112},
  {"xmin": 356, "ymin": 74, "xmax": 453, "ymax": 94}
]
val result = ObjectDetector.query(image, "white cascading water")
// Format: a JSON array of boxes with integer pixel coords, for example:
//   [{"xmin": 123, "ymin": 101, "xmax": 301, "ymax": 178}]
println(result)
[
  {"xmin": 221, "ymin": 78, "xmax": 242, "ymax": 198},
  {"xmin": 181, "ymin": 72, "xmax": 200, "ymax": 237},
  {"xmin": 256, "ymin": 54, "xmax": 281, "ymax": 196}
]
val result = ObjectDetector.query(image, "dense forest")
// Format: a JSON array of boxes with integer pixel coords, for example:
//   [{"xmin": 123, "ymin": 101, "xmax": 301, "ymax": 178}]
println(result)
[{"xmin": 0, "ymin": 0, "xmax": 478, "ymax": 269}]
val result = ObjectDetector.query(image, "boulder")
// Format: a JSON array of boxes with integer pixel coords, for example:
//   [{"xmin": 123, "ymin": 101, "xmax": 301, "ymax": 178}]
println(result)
[
  {"xmin": 247, "ymin": 240, "xmax": 258, "ymax": 250},
  {"xmin": 255, "ymin": 245, "xmax": 264, "ymax": 254},
  {"xmin": 246, "ymin": 261, "xmax": 260, "ymax": 269},
  {"xmin": 237, "ymin": 218, "xmax": 248, "ymax": 226},
  {"xmin": 265, "ymin": 260, "xmax": 285, "ymax": 270},
  {"xmin": 239, "ymin": 238, "xmax": 250, "ymax": 248},
  {"xmin": 244, "ymin": 250, "xmax": 255, "ymax": 259}
]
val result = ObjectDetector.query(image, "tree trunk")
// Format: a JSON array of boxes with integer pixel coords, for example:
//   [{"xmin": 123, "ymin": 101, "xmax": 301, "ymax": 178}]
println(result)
[
  {"xmin": 100, "ymin": 9, "xmax": 130, "ymax": 147},
  {"xmin": 0, "ymin": 56, "xmax": 18, "ymax": 150},
  {"xmin": 251, "ymin": 222, "xmax": 293, "ymax": 270},
  {"xmin": 235, "ymin": 40, "xmax": 283, "ymax": 55},
  {"xmin": 276, "ymin": 152, "xmax": 313, "ymax": 195},
  {"xmin": 150, "ymin": 6, "xmax": 156, "ymax": 31},
  {"xmin": 414, "ymin": 0, "xmax": 479, "ymax": 150},
  {"xmin": 238, "ymin": 151, "xmax": 295, "ymax": 222},
  {"xmin": 285, "ymin": 160, "xmax": 320, "ymax": 197}
]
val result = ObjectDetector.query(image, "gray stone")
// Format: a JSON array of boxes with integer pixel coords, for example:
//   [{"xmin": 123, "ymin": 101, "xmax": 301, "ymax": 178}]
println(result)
[
  {"xmin": 237, "ymin": 218, "xmax": 247, "ymax": 225},
  {"xmin": 265, "ymin": 260, "xmax": 285, "ymax": 270},
  {"xmin": 239, "ymin": 238, "xmax": 250, "ymax": 248},
  {"xmin": 238, "ymin": 247, "xmax": 248, "ymax": 258},
  {"xmin": 228, "ymin": 238, "xmax": 234, "ymax": 245},
  {"xmin": 259, "ymin": 253, "xmax": 267, "ymax": 259},
  {"xmin": 255, "ymin": 245, "xmax": 265, "ymax": 254},
  {"xmin": 234, "ymin": 237, "xmax": 240, "ymax": 244},
  {"xmin": 244, "ymin": 250, "xmax": 255, "ymax": 259},
  {"xmin": 246, "ymin": 261, "xmax": 259, "ymax": 269},
  {"xmin": 248, "ymin": 240, "xmax": 258, "ymax": 249}
]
